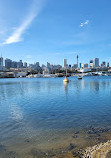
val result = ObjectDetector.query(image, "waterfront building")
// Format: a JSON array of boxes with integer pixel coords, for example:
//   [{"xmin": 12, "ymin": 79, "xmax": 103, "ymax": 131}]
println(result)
[
  {"xmin": 79, "ymin": 68, "xmax": 91, "ymax": 73},
  {"xmin": 73, "ymin": 64, "xmax": 78, "ymax": 68},
  {"xmin": 63, "ymin": 59, "xmax": 67, "ymax": 68},
  {"xmin": 93, "ymin": 58, "xmax": 99, "ymax": 67},
  {"xmin": 81, "ymin": 63, "xmax": 88, "ymax": 69}
]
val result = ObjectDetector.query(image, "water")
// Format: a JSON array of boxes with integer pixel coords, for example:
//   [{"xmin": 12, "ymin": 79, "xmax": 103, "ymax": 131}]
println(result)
[{"xmin": 0, "ymin": 76, "xmax": 111, "ymax": 157}]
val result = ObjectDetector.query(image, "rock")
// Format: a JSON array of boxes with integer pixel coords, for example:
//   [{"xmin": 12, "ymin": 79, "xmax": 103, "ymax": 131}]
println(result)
[
  {"xmin": 86, "ymin": 127, "xmax": 110, "ymax": 134},
  {"xmin": 72, "ymin": 135, "xmax": 78, "ymax": 138},
  {"xmin": 74, "ymin": 131, "xmax": 79, "ymax": 134},
  {"xmin": 68, "ymin": 143, "xmax": 76, "ymax": 151}
]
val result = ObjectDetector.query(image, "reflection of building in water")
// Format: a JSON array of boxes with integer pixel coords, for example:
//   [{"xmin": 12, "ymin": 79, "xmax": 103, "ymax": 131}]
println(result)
[
  {"xmin": 101, "ymin": 81, "xmax": 107, "ymax": 89},
  {"xmin": 90, "ymin": 81, "xmax": 99, "ymax": 92},
  {"xmin": 80, "ymin": 80, "xmax": 85, "ymax": 90},
  {"xmin": 10, "ymin": 103, "xmax": 23, "ymax": 121}
]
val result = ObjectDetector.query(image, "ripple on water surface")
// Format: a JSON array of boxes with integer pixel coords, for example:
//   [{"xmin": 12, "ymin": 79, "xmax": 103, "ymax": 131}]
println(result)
[{"xmin": 0, "ymin": 76, "xmax": 111, "ymax": 157}]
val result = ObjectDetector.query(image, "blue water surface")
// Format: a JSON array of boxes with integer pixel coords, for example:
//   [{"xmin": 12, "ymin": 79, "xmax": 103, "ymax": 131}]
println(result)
[{"xmin": 0, "ymin": 76, "xmax": 111, "ymax": 142}]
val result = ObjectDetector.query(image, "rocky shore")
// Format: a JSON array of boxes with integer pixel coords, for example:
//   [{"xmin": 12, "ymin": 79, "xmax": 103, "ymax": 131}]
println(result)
[{"xmin": 79, "ymin": 140, "xmax": 111, "ymax": 158}]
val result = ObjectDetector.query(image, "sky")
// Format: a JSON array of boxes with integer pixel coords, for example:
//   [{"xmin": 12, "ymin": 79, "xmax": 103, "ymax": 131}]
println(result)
[{"xmin": 0, "ymin": 0, "xmax": 111, "ymax": 66}]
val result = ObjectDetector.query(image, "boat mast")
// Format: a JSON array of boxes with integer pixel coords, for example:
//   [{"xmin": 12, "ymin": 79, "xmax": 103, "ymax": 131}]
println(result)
[{"xmin": 66, "ymin": 67, "xmax": 67, "ymax": 76}]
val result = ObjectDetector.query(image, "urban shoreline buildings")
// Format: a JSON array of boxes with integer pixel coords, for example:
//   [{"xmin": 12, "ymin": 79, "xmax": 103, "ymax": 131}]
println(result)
[{"xmin": 0, "ymin": 56, "xmax": 110, "ymax": 78}]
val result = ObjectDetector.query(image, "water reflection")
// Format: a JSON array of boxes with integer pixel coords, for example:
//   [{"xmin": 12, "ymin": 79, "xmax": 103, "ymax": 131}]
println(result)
[
  {"xmin": 90, "ymin": 81, "xmax": 99, "ymax": 92},
  {"xmin": 63, "ymin": 81, "xmax": 68, "ymax": 95},
  {"xmin": 0, "ymin": 77, "xmax": 111, "ymax": 156},
  {"xmin": 9, "ymin": 103, "xmax": 23, "ymax": 121}
]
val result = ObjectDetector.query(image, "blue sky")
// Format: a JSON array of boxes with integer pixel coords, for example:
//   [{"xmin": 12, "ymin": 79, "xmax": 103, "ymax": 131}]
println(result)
[{"xmin": 0, "ymin": 0, "xmax": 111, "ymax": 66}]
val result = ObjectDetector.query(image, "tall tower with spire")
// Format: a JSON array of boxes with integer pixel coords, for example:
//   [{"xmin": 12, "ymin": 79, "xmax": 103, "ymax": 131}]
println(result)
[
  {"xmin": 77, "ymin": 55, "xmax": 78, "ymax": 68},
  {"xmin": 0, "ymin": 54, "xmax": 3, "ymax": 67}
]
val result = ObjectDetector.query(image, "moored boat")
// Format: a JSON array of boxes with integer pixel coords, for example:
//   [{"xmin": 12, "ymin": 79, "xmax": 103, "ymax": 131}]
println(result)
[{"xmin": 78, "ymin": 75, "xmax": 82, "ymax": 79}]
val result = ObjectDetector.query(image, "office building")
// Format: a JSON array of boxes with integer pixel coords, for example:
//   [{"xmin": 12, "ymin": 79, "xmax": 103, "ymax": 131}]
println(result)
[
  {"xmin": 12, "ymin": 61, "xmax": 18, "ymax": 68},
  {"xmin": 63, "ymin": 59, "xmax": 67, "ymax": 68},
  {"xmin": 0, "ymin": 57, "xmax": 3, "ymax": 66},
  {"xmin": 107, "ymin": 62, "xmax": 109, "ymax": 68},
  {"xmin": 47, "ymin": 62, "xmax": 50, "ymax": 68},
  {"xmin": 36, "ymin": 62, "xmax": 39, "ymax": 67},
  {"xmin": 5, "ymin": 59, "xmax": 12, "ymax": 68},
  {"xmin": 79, "ymin": 63, "xmax": 82, "ymax": 68},
  {"xmin": 89, "ymin": 60, "xmax": 94, "ymax": 68},
  {"xmin": 81, "ymin": 63, "xmax": 88, "ymax": 69},
  {"xmin": 73, "ymin": 64, "xmax": 78, "ymax": 68},
  {"xmin": 18, "ymin": 60, "xmax": 23, "ymax": 68},
  {"xmin": 24, "ymin": 62, "xmax": 27, "ymax": 68},
  {"xmin": 93, "ymin": 58, "xmax": 99, "ymax": 67}
]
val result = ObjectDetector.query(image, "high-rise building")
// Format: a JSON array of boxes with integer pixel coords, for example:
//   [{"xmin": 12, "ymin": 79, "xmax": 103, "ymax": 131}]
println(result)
[
  {"xmin": 93, "ymin": 58, "xmax": 99, "ymax": 68},
  {"xmin": 81, "ymin": 63, "xmax": 88, "ymax": 69},
  {"xmin": 107, "ymin": 62, "xmax": 109, "ymax": 68},
  {"xmin": 73, "ymin": 64, "xmax": 78, "ymax": 68},
  {"xmin": 24, "ymin": 62, "xmax": 27, "ymax": 68},
  {"xmin": 5, "ymin": 58, "xmax": 12, "ymax": 68},
  {"xmin": 36, "ymin": 62, "xmax": 39, "ymax": 67},
  {"xmin": 79, "ymin": 63, "xmax": 82, "ymax": 68},
  {"xmin": 89, "ymin": 60, "xmax": 94, "ymax": 68},
  {"xmin": 0, "ymin": 57, "xmax": 3, "ymax": 66},
  {"xmin": 47, "ymin": 62, "xmax": 50, "ymax": 68},
  {"xmin": 12, "ymin": 61, "xmax": 18, "ymax": 68},
  {"xmin": 102, "ymin": 61, "xmax": 106, "ymax": 67},
  {"xmin": 18, "ymin": 60, "xmax": 23, "ymax": 68},
  {"xmin": 63, "ymin": 59, "xmax": 67, "ymax": 68}
]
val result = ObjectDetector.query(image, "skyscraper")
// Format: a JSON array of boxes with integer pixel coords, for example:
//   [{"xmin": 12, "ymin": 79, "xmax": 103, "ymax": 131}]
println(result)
[
  {"xmin": 93, "ymin": 58, "xmax": 99, "ymax": 68},
  {"xmin": 18, "ymin": 60, "xmax": 23, "ymax": 68},
  {"xmin": 77, "ymin": 55, "xmax": 78, "ymax": 68},
  {"xmin": 5, "ymin": 59, "xmax": 12, "ymax": 68},
  {"xmin": 0, "ymin": 57, "xmax": 3, "ymax": 66},
  {"xmin": 63, "ymin": 59, "xmax": 67, "ymax": 68},
  {"xmin": 89, "ymin": 60, "xmax": 94, "ymax": 68},
  {"xmin": 107, "ymin": 62, "xmax": 109, "ymax": 68},
  {"xmin": 24, "ymin": 62, "xmax": 27, "ymax": 68}
]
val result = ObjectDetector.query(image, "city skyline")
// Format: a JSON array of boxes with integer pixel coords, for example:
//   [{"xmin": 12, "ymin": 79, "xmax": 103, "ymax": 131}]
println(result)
[
  {"xmin": 0, "ymin": 55, "xmax": 110, "ymax": 69},
  {"xmin": 0, "ymin": 0, "xmax": 111, "ymax": 65}
]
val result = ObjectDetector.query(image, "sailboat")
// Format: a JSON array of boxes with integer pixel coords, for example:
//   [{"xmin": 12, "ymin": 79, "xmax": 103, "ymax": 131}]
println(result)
[{"xmin": 63, "ymin": 68, "xmax": 69, "ymax": 82}]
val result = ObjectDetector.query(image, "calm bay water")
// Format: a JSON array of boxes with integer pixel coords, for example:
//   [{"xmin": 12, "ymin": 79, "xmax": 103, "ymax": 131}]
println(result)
[{"xmin": 0, "ymin": 76, "xmax": 111, "ymax": 157}]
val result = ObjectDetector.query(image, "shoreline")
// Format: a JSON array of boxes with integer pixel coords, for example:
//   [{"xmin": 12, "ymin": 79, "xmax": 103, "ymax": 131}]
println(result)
[{"xmin": 79, "ymin": 140, "xmax": 111, "ymax": 158}]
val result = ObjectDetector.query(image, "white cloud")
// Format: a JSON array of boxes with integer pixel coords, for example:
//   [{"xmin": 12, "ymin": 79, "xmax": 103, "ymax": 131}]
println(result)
[
  {"xmin": 80, "ymin": 23, "xmax": 84, "ymax": 27},
  {"xmin": 26, "ymin": 54, "xmax": 32, "ymax": 59},
  {"xmin": 84, "ymin": 20, "xmax": 89, "ymax": 25},
  {"xmin": 2, "ymin": 0, "xmax": 45, "ymax": 45},
  {"xmin": 80, "ymin": 20, "xmax": 89, "ymax": 27}
]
